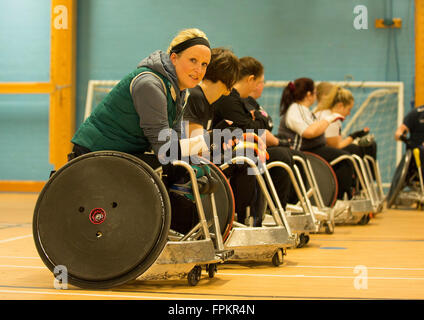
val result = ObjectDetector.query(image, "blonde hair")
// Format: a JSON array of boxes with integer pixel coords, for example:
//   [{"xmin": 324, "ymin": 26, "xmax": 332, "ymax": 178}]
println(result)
[
  {"xmin": 167, "ymin": 28, "xmax": 209, "ymax": 54},
  {"xmin": 315, "ymin": 85, "xmax": 354, "ymax": 112},
  {"xmin": 316, "ymin": 82, "xmax": 334, "ymax": 102}
]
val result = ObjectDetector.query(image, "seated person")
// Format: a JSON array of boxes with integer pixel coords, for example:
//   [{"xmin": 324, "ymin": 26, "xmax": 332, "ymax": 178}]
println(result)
[
  {"xmin": 394, "ymin": 104, "xmax": 424, "ymax": 167},
  {"xmin": 242, "ymin": 68, "xmax": 310, "ymax": 205},
  {"xmin": 182, "ymin": 47, "xmax": 264, "ymax": 225},
  {"xmin": 314, "ymin": 85, "xmax": 376, "ymax": 160},
  {"xmin": 211, "ymin": 56, "xmax": 295, "ymax": 210},
  {"xmin": 395, "ymin": 105, "xmax": 424, "ymax": 149},
  {"xmin": 387, "ymin": 105, "xmax": 424, "ymax": 205},
  {"xmin": 242, "ymin": 76, "xmax": 274, "ymax": 133},
  {"xmin": 278, "ymin": 77, "xmax": 355, "ymax": 200},
  {"xmin": 183, "ymin": 48, "xmax": 257, "ymax": 226},
  {"xmin": 70, "ymin": 28, "xmax": 212, "ymax": 187}
]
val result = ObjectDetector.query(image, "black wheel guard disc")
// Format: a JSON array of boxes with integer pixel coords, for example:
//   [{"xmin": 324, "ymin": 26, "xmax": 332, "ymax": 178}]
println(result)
[
  {"xmin": 33, "ymin": 151, "xmax": 171, "ymax": 288},
  {"xmin": 170, "ymin": 158, "xmax": 234, "ymax": 241},
  {"xmin": 303, "ymin": 152, "xmax": 338, "ymax": 208}
]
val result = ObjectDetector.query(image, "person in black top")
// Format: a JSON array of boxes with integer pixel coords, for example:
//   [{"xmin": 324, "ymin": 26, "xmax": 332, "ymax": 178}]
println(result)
[
  {"xmin": 243, "ymin": 76, "xmax": 274, "ymax": 132},
  {"xmin": 212, "ymin": 56, "xmax": 295, "ymax": 209},
  {"xmin": 183, "ymin": 47, "xmax": 265, "ymax": 226},
  {"xmin": 395, "ymin": 105, "xmax": 424, "ymax": 149},
  {"xmin": 394, "ymin": 105, "xmax": 424, "ymax": 169}
]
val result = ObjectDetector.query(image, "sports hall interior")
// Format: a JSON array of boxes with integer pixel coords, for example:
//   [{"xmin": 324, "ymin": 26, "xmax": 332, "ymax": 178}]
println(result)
[{"xmin": 0, "ymin": 0, "xmax": 424, "ymax": 301}]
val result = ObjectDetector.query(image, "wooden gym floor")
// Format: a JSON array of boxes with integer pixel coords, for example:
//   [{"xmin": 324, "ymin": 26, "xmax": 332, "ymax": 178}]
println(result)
[{"xmin": 1, "ymin": 192, "xmax": 424, "ymax": 300}]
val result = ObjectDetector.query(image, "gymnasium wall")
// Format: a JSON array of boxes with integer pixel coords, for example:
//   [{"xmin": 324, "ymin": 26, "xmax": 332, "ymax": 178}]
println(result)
[
  {"xmin": 0, "ymin": 0, "xmax": 52, "ymax": 181},
  {"xmin": 0, "ymin": 0, "xmax": 416, "ymax": 182}
]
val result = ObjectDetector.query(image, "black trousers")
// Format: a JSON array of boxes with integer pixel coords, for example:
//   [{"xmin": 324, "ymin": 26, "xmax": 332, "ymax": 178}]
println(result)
[
  {"xmin": 343, "ymin": 142, "xmax": 378, "ymax": 180},
  {"xmin": 223, "ymin": 163, "xmax": 261, "ymax": 225},
  {"xmin": 307, "ymin": 145, "xmax": 355, "ymax": 199},
  {"xmin": 266, "ymin": 146, "xmax": 294, "ymax": 208}
]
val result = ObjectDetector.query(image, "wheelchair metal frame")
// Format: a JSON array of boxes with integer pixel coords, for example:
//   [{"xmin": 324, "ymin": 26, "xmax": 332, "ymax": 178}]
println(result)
[
  {"xmin": 219, "ymin": 156, "xmax": 296, "ymax": 265},
  {"xmin": 387, "ymin": 149, "xmax": 424, "ymax": 209},
  {"xmin": 329, "ymin": 154, "xmax": 375, "ymax": 224},
  {"xmin": 137, "ymin": 160, "xmax": 233, "ymax": 286},
  {"xmin": 260, "ymin": 160, "xmax": 320, "ymax": 247}
]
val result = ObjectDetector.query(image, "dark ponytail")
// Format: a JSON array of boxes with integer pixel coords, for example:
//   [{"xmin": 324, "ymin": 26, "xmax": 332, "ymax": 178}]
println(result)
[{"xmin": 279, "ymin": 77, "xmax": 315, "ymax": 116}]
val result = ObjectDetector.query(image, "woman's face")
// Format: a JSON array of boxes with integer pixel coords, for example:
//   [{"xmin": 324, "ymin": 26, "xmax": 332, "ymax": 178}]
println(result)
[
  {"xmin": 171, "ymin": 44, "xmax": 211, "ymax": 90},
  {"xmin": 251, "ymin": 74, "xmax": 265, "ymax": 99},
  {"xmin": 305, "ymin": 88, "xmax": 317, "ymax": 106},
  {"xmin": 340, "ymin": 101, "xmax": 354, "ymax": 117},
  {"xmin": 219, "ymin": 80, "xmax": 231, "ymax": 96}
]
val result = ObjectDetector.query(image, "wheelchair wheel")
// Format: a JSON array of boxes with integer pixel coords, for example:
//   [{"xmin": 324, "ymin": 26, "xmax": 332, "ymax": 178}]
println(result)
[
  {"xmin": 386, "ymin": 151, "xmax": 412, "ymax": 209},
  {"xmin": 33, "ymin": 151, "xmax": 171, "ymax": 289},
  {"xmin": 169, "ymin": 158, "xmax": 235, "ymax": 241},
  {"xmin": 303, "ymin": 152, "xmax": 338, "ymax": 208}
]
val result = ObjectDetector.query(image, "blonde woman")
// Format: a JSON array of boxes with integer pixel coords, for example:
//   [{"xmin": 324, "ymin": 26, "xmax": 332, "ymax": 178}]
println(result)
[
  {"xmin": 71, "ymin": 28, "xmax": 212, "ymax": 184},
  {"xmin": 314, "ymin": 86, "xmax": 374, "ymax": 158}
]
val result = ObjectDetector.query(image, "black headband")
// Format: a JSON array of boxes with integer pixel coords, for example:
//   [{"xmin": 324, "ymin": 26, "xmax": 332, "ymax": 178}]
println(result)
[{"xmin": 170, "ymin": 37, "xmax": 210, "ymax": 54}]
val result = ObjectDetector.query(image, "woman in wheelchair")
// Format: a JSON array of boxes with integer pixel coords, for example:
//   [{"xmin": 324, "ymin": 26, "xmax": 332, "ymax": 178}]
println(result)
[
  {"xmin": 209, "ymin": 56, "xmax": 297, "ymax": 215},
  {"xmin": 183, "ymin": 49, "xmax": 269, "ymax": 226},
  {"xmin": 278, "ymin": 77, "xmax": 355, "ymax": 200},
  {"xmin": 314, "ymin": 85, "xmax": 377, "ymax": 161},
  {"xmin": 70, "ymin": 28, "xmax": 212, "ymax": 186}
]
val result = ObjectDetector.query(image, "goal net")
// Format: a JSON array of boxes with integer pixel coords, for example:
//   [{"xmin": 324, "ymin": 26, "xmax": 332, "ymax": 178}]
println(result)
[{"xmin": 84, "ymin": 80, "xmax": 404, "ymax": 188}]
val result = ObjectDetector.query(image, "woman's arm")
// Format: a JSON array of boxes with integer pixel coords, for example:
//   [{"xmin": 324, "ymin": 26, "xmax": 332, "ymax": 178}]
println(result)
[
  {"xmin": 131, "ymin": 74, "xmax": 171, "ymax": 156},
  {"xmin": 303, "ymin": 113, "xmax": 344, "ymax": 138},
  {"xmin": 326, "ymin": 135, "xmax": 353, "ymax": 149},
  {"xmin": 302, "ymin": 119, "xmax": 332, "ymax": 139},
  {"xmin": 287, "ymin": 105, "xmax": 343, "ymax": 139}
]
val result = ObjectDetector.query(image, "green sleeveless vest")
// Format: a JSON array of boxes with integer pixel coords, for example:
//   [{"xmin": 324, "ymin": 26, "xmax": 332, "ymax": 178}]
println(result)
[{"xmin": 72, "ymin": 67, "xmax": 176, "ymax": 154}]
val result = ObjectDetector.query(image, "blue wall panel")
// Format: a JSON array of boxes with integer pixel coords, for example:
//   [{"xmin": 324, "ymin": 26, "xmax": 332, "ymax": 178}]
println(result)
[{"xmin": 0, "ymin": 0, "xmax": 51, "ymax": 181}]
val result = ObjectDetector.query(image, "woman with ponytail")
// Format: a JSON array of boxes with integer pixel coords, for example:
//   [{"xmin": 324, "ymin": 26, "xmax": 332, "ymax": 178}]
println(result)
[
  {"xmin": 278, "ymin": 78, "xmax": 355, "ymax": 200},
  {"xmin": 314, "ymin": 85, "xmax": 376, "ymax": 160}
]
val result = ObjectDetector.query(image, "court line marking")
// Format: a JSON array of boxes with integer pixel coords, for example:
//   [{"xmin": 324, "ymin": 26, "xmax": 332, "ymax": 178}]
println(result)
[
  {"xmin": 0, "ymin": 289, "xmax": 201, "ymax": 300},
  {"xmin": 0, "ymin": 265, "xmax": 45, "ymax": 269},
  {"xmin": 218, "ymin": 273, "xmax": 424, "ymax": 281},
  {"xmin": 285, "ymin": 265, "xmax": 424, "ymax": 271},
  {"xmin": 2, "ymin": 262, "xmax": 424, "ymax": 271},
  {"xmin": 0, "ymin": 256, "xmax": 39, "ymax": 260},
  {"xmin": 0, "ymin": 284, "xmax": 407, "ymax": 300},
  {"xmin": 1, "ymin": 264, "xmax": 424, "ymax": 281},
  {"xmin": 0, "ymin": 223, "xmax": 31, "ymax": 230},
  {"xmin": 0, "ymin": 234, "xmax": 32, "ymax": 244},
  {"xmin": 316, "ymin": 238, "xmax": 424, "ymax": 242}
]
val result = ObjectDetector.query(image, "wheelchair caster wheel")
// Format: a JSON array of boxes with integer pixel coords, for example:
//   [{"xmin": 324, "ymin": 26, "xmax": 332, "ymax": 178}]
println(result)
[
  {"xmin": 272, "ymin": 249, "xmax": 285, "ymax": 266},
  {"xmin": 358, "ymin": 214, "xmax": 370, "ymax": 225},
  {"xmin": 188, "ymin": 266, "xmax": 202, "ymax": 286},
  {"xmin": 324, "ymin": 222, "xmax": 335, "ymax": 234},
  {"xmin": 207, "ymin": 264, "xmax": 217, "ymax": 278},
  {"xmin": 296, "ymin": 233, "xmax": 309, "ymax": 248}
]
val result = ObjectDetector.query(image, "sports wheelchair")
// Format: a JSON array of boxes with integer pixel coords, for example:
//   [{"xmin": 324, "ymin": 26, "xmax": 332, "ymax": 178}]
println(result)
[{"xmin": 386, "ymin": 134, "xmax": 424, "ymax": 209}]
